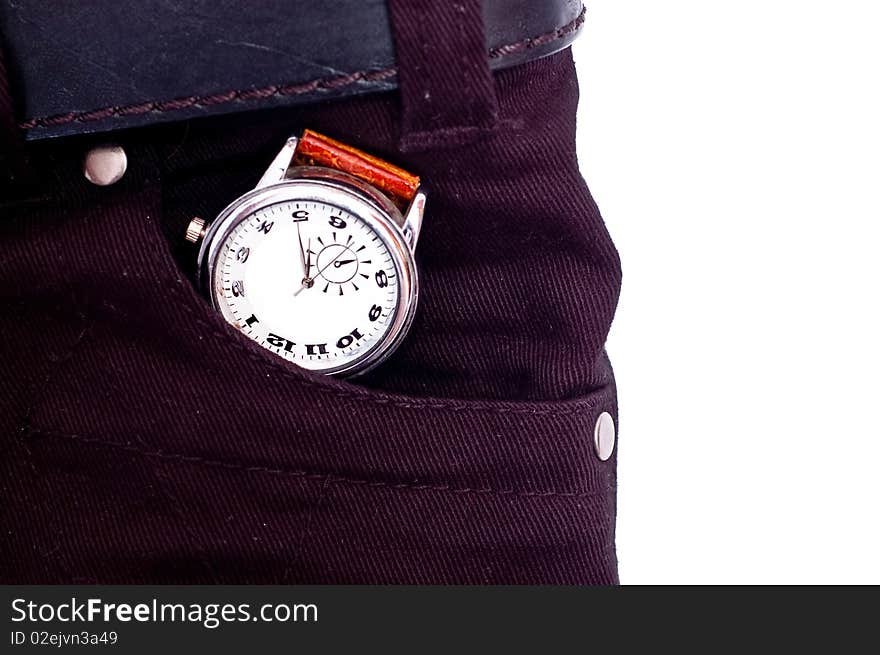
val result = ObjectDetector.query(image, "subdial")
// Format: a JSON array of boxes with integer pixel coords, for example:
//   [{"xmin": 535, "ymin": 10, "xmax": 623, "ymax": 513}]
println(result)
[
  {"xmin": 314, "ymin": 239, "xmax": 371, "ymax": 295},
  {"xmin": 316, "ymin": 243, "xmax": 358, "ymax": 283}
]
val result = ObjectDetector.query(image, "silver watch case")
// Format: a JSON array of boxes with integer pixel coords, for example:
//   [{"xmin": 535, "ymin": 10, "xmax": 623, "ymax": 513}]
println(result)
[{"xmin": 195, "ymin": 137, "xmax": 425, "ymax": 378}]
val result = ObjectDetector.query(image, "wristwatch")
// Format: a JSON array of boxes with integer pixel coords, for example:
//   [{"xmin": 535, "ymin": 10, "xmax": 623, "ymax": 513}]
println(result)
[{"xmin": 185, "ymin": 130, "xmax": 426, "ymax": 377}]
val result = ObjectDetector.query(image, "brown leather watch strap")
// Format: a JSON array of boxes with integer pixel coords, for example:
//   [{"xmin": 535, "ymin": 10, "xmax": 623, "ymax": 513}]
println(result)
[{"xmin": 293, "ymin": 129, "xmax": 420, "ymax": 208}]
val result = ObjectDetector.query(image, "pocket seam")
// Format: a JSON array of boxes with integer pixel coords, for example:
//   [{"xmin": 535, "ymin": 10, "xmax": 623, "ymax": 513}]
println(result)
[
  {"xmin": 30, "ymin": 427, "xmax": 615, "ymax": 500},
  {"xmin": 170, "ymin": 277, "xmax": 607, "ymax": 417},
  {"xmin": 21, "ymin": 317, "xmax": 92, "ymax": 436}
]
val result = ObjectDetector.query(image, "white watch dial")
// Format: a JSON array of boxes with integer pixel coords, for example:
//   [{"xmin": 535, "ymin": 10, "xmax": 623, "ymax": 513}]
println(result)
[{"xmin": 211, "ymin": 199, "xmax": 402, "ymax": 373}]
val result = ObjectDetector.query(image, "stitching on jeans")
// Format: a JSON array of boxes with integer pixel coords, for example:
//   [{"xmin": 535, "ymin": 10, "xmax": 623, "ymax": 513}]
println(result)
[
  {"xmin": 21, "ymin": 318, "xmax": 91, "ymax": 438},
  {"xmin": 17, "ymin": 7, "xmax": 586, "ymax": 131},
  {"xmin": 18, "ymin": 316, "xmax": 91, "ymax": 582},
  {"xmin": 400, "ymin": 119, "xmax": 523, "ymax": 150},
  {"xmin": 283, "ymin": 474, "xmax": 332, "ymax": 583},
  {"xmin": 30, "ymin": 427, "xmax": 613, "ymax": 500},
  {"xmin": 170, "ymin": 279, "xmax": 603, "ymax": 417},
  {"xmin": 418, "ymin": 7, "xmax": 431, "ymax": 126},
  {"xmin": 151, "ymin": 463, "xmax": 220, "ymax": 583},
  {"xmin": 170, "ymin": 280, "xmax": 605, "ymax": 415},
  {"xmin": 457, "ymin": 3, "xmax": 476, "ymax": 128}
]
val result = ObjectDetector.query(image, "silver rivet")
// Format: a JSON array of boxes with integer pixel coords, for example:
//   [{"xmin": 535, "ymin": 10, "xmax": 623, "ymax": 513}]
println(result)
[
  {"xmin": 83, "ymin": 145, "xmax": 127, "ymax": 186},
  {"xmin": 594, "ymin": 411, "xmax": 616, "ymax": 461}
]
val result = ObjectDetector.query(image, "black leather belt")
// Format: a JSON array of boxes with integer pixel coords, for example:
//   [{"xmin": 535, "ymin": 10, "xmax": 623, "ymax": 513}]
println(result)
[{"xmin": 0, "ymin": 0, "xmax": 585, "ymax": 141}]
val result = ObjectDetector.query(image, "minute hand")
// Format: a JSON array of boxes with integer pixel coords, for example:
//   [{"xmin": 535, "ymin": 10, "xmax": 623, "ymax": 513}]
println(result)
[
  {"xmin": 294, "ymin": 247, "xmax": 350, "ymax": 297},
  {"xmin": 295, "ymin": 223, "xmax": 308, "ymax": 275}
]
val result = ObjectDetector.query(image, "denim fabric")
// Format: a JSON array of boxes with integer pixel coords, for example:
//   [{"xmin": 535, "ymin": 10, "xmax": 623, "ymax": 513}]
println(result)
[{"xmin": 0, "ymin": 39, "xmax": 620, "ymax": 582}]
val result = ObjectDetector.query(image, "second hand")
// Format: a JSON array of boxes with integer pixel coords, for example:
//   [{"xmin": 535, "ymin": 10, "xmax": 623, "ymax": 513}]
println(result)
[{"xmin": 294, "ymin": 243, "xmax": 350, "ymax": 297}]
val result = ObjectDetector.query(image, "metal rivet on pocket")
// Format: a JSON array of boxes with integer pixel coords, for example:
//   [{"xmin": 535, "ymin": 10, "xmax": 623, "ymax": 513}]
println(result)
[
  {"xmin": 593, "ymin": 411, "xmax": 616, "ymax": 461},
  {"xmin": 83, "ymin": 145, "xmax": 127, "ymax": 186}
]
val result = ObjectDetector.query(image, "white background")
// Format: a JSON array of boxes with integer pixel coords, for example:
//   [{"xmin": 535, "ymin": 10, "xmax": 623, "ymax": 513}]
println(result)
[{"xmin": 572, "ymin": 1, "xmax": 880, "ymax": 583}]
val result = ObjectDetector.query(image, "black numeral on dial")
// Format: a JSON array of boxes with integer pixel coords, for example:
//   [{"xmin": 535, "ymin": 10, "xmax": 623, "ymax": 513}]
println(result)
[
  {"xmin": 258, "ymin": 220, "xmax": 274, "ymax": 233},
  {"xmin": 231, "ymin": 280, "xmax": 245, "ymax": 297},
  {"xmin": 336, "ymin": 328, "xmax": 364, "ymax": 349},
  {"xmin": 328, "ymin": 216, "xmax": 347, "ymax": 229},
  {"xmin": 306, "ymin": 343, "xmax": 328, "ymax": 355},
  {"xmin": 292, "ymin": 210, "xmax": 309, "ymax": 222},
  {"xmin": 266, "ymin": 333, "xmax": 296, "ymax": 352},
  {"xmin": 236, "ymin": 247, "xmax": 250, "ymax": 263},
  {"xmin": 375, "ymin": 270, "xmax": 388, "ymax": 288},
  {"xmin": 368, "ymin": 304, "xmax": 382, "ymax": 321}
]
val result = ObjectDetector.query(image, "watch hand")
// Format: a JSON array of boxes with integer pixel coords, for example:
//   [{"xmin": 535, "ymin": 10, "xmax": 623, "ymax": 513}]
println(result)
[
  {"xmin": 305, "ymin": 238, "xmax": 312, "ymax": 273},
  {"xmin": 314, "ymin": 248, "xmax": 352, "ymax": 278},
  {"xmin": 296, "ymin": 222, "xmax": 307, "ymax": 275},
  {"xmin": 294, "ymin": 244, "xmax": 349, "ymax": 296},
  {"xmin": 333, "ymin": 259, "xmax": 356, "ymax": 267}
]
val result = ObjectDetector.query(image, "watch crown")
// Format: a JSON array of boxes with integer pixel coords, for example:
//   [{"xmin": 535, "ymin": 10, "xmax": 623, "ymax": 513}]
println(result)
[{"xmin": 185, "ymin": 216, "xmax": 208, "ymax": 244}]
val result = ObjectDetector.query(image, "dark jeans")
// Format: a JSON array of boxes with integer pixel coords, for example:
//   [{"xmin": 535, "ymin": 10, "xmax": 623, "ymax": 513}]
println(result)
[{"xmin": 0, "ymin": 45, "xmax": 621, "ymax": 583}]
